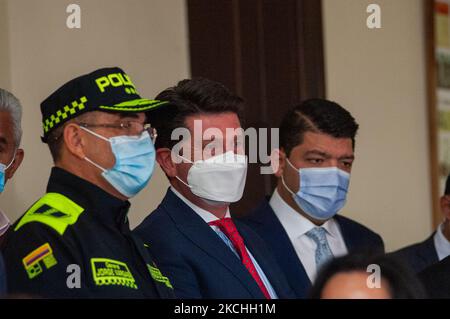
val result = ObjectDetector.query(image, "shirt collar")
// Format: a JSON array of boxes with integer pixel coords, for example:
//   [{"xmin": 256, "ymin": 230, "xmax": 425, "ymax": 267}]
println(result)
[
  {"xmin": 434, "ymin": 222, "xmax": 450, "ymax": 261},
  {"xmin": 47, "ymin": 167, "xmax": 131, "ymax": 229},
  {"xmin": 269, "ymin": 188, "xmax": 339, "ymax": 239},
  {"xmin": 170, "ymin": 186, "xmax": 230, "ymax": 223}
]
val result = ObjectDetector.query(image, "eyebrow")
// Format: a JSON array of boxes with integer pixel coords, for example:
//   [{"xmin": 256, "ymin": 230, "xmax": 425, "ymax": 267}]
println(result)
[
  {"xmin": 304, "ymin": 150, "xmax": 354, "ymax": 160},
  {"xmin": 339, "ymin": 155, "xmax": 355, "ymax": 161},
  {"xmin": 304, "ymin": 150, "xmax": 331, "ymax": 158}
]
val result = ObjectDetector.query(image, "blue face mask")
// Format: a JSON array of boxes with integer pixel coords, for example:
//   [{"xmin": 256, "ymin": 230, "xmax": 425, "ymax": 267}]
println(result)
[
  {"xmin": 281, "ymin": 158, "xmax": 350, "ymax": 221},
  {"xmin": 81, "ymin": 127, "xmax": 156, "ymax": 198},
  {"xmin": 0, "ymin": 153, "xmax": 15, "ymax": 193}
]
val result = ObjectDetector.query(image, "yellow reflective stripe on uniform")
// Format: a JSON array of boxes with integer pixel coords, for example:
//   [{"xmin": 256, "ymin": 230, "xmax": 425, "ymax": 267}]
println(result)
[
  {"xmin": 148, "ymin": 264, "xmax": 173, "ymax": 289},
  {"xmin": 15, "ymin": 192, "xmax": 84, "ymax": 235}
]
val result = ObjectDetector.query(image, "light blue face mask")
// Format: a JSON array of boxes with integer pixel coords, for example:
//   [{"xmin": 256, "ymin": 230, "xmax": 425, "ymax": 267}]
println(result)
[
  {"xmin": 81, "ymin": 127, "xmax": 156, "ymax": 198},
  {"xmin": 0, "ymin": 153, "xmax": 15, "ymax": 193},
  {"xmin": 281, "ymin": 158, "xmax": 350, "ymax": 221}
]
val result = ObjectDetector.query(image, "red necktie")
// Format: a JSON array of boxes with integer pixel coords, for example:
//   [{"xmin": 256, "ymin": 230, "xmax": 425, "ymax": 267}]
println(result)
[{"xmin": 209, "ymin": 218, "xmax": 271, "ymax": 299}]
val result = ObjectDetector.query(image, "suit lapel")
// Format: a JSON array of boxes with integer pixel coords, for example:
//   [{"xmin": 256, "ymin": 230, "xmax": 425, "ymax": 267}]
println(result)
[
  {"xmin": 335, "ymin": 215, "xmax": 358, "ymax": 251},
  {"xmin": 162, "ymin": 190, "xmax": 265, "ymax": 298},
  {"xmin": 416, "ymin": 234, "xmax": 439, "ymax": 265},
  {"xmin": 246, "ymin": 200, "xmax": 311, "ymax": 297}
]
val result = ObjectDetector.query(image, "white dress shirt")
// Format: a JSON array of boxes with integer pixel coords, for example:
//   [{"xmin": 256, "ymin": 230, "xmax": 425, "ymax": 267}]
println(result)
[
  {"xmin": 433, "ymin": 222, "xmax": 450, "ymax": 261},
  {"xmin": 170, "ymin": 187, "xmax": 278, "ymax": 298},
  {"xmin": 270, "ymin": 189, "xmax": 348, "ymax": 282},
  {"xmin": 0, "ymin": 209, "xmax": 10, "ymax": 236}
]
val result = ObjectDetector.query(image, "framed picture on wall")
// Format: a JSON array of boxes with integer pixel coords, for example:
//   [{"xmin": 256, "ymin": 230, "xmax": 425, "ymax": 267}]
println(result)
[{"xmin": 426, "ymin": 0, "xmax": 450, "ymax": 227}]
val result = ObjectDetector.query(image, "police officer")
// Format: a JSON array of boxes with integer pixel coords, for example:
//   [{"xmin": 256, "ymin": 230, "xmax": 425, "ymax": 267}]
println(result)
[{"xmin": 2, "ymin": 67, "xmax": 174, "ymax": 298}]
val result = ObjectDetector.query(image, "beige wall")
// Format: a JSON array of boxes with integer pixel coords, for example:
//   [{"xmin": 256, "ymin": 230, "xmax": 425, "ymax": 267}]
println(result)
[
  {"xmin": 0, "ymin": 0, "xmax": 11, "ymax": 89},
  {"xmin": 323, "ymin": 0, "xmax": 432, "ymax": 251},
  {"xmin": 0, "ymin": 0, "xmax": 188, "ymax": 228},
  {"xmin": 0, "ymin": 0, "xmax": 432, "ymax": 252}
]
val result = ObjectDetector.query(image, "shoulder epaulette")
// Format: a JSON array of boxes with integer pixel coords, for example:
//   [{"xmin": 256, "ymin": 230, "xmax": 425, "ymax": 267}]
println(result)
[{"xmin": 15, "ymin": 192, "xmax": 84, "ymax": 235}]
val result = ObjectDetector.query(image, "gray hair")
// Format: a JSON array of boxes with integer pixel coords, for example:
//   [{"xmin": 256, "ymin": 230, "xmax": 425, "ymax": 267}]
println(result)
[{"xmin": 0, "ymin": 88, "xmax": 23, "ymax": 147}]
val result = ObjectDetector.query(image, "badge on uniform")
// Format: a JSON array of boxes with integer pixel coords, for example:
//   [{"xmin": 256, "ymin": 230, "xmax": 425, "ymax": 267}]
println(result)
[
  {"xmin": 91, "ymin": 258, "xmax": 138, "ymax": 289},
  {"xmin": 22, "ymin": 243, "xmax": 58, "ymax": 279},
  {"xmin": 147, "ymin": 263, "xmax": 173, "ymax": 289}
]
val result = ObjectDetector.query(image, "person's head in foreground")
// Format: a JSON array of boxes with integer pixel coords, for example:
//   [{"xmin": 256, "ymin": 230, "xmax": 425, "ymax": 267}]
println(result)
[{"xmin": 309, "ymin": 252, "xmax": 426, "ymax": 299}]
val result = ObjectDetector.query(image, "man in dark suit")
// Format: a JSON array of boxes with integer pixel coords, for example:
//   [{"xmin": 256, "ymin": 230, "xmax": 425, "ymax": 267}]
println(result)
[
  {"xmin": 239, "ymin": 99, "xmax": 384, "ymax": 298},
  {"xmin": 134, "ymin": 78, "xmax": 294, "ymax": 299},
  {"xmin": 390, "ymin": 175, "xmax": 450, "ymax": 273},
  {"xmin": 419, "ymin": 255, "xmax": 450, "ymax": 298}
]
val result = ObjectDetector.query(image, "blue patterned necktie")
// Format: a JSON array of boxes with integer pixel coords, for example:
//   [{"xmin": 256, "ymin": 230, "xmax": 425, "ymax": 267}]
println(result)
[{"xmin": 305, "ymin": 227, "xmax": 334, "ymax": 270}]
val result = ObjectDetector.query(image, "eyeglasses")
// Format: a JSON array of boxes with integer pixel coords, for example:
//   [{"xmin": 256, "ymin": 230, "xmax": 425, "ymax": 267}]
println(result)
[
  {"xmin": 50, "ymin": 121, "xmax": 157, "ymax": 143},
  {"xmin": 77, "ymin": 121, "xmax": 158, "ymax": 142}
]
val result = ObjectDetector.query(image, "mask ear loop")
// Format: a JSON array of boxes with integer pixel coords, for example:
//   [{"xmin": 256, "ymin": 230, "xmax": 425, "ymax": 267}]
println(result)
[
  {"xmin": 79, "ymin": 126, "xmax": 109, "ymax": 141},
  {"xmin": 3, "ymin": 150, "xmax": 17, "ymax": 171},
  {"xmin": 171, "ymin": 152, "xmax": 193, "ymax": 189},
  {"xmin": 280, "ymin": 157, "xmax": 298, "ymax": 196},
  {"xmin": 79, "ymin": 126, "xmax": 109, "ymax": 173},
  {"xmin": 84, "ymin": 156, "xmax": 107, "ymax": 173}
]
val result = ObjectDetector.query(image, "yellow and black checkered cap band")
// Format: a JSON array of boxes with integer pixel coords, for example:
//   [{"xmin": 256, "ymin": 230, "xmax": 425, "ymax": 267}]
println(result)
[{"xmin": 43, "ymin": 96, "xmax": 88, "ymax": 135}]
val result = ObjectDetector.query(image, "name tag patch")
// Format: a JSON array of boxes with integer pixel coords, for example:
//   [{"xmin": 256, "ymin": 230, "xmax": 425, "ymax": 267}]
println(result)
[{"xmin": 91, "ymin": 258, "xmax": 137, "ymax": 289}]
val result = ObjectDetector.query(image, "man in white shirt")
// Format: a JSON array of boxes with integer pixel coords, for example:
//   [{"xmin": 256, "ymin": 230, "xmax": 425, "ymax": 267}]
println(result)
[
  {"xmin": 0, "ymin": 88, "xmax": 25, "ymax": 293},
  {"xmin": 392, "ymin": 174, "xmax": 450, "ymax": 273},
  {"xmin": 239, "ymin": 99, "xmax": 384, "ymax": 298},
  {"xmin": 134, "ymin": 78, "xmax": 294, "ymax": 299}
]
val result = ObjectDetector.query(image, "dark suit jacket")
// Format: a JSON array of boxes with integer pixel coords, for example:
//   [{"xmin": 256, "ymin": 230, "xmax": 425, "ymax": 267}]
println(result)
[
  {"xmin": 0, "ymin": 253, "xmax": 6, "ymax": 295},
  {"xmin": 389, "ymin": 235, "xmax": 439, "ymax": 274},
  {"xmin": 419, "ymin": 255, "xmax": 450, "ymax": 298},
  {"xmin": 134, "ymin": 189, "xmax": 295, "ymax": 299},
  {"xmin": 238, "ymin": 198, "xmax": 385, "ymax": 298}
]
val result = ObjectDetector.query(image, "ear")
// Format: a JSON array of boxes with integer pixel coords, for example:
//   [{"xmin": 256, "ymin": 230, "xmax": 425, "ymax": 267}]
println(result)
[
  {"xmin": 440, "ymin": 196, "xmax": 450, "ymax": 220},
  {"xmin": 63, "ymin": 123, "xmax": 87, "ymax": 160},
  {"xmin": 156, "ymin": 148, "xmax": 177, "ymax": 177},
  {"xmin": 5, "ymin": 148, "xmax": 24, "ymax": 180},
  {"xmin": 272, "ymin": 148, "xmax": 286, "ymax": 178}
]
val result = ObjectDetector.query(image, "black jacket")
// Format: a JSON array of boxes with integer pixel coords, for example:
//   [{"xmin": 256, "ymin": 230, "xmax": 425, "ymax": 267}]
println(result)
[
  {"xmin": 2, "ymin": 167, "xmax": 174, "ymax": 298},
  {"xmin": 389, "ymin": 235, "xmax": 439, "ymax": 274},
  {"xmin": 419, "ymin": 255, "xmax": 450, "ymax": 298}
]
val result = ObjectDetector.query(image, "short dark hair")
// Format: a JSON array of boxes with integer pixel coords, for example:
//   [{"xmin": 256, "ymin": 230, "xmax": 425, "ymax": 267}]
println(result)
[
  {"xmin": 279, "ymin": 99, "xmax": 359, "ymax": 156},
  {"xmin": 149, "ymin": 78, "xmax": 244, "ymax": 150},
  {"xmin": 46, "ymin": 112, "xmax": 94, "ymax": 162},
  {"xmin": 309, "ymin": 252, "xmax": 427, "ymax": 299}
]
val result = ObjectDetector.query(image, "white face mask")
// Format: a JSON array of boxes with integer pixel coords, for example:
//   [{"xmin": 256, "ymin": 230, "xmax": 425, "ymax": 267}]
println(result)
[{"xmin": 175, "ymin": 151, "xmax": 248, "ymax": 205}]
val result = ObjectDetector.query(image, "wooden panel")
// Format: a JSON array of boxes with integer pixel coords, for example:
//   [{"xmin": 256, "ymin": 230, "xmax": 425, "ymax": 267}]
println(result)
[
  {"xmin": 187, "ymin": 0, "xmax": 325, "ymax": 214},
  {"xmin": 424, "ymin": 0, "xmax": 443, "ymax": 228}
]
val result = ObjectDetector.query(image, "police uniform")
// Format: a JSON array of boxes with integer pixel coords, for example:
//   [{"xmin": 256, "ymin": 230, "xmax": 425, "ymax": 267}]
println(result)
[{"xmin": 2, "ymin": 67, "xmax": 174, "ymax": 298}]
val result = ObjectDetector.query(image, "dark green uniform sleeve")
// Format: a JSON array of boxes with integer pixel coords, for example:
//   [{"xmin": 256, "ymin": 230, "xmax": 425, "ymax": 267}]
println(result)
[{"xmin": 2, "ymin": 222, "xmax": 92, "ymax": 298}]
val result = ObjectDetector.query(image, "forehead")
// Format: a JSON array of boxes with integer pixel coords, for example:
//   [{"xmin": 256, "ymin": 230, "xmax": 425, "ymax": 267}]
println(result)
[
  {"xmin": 323, "ymin": 271, "xmax": 391, "ymax": 298},
  {"xmin": 291, "ymin": 131, "xmax": 354, "ymax": 156},
  {"xmin": 184, "ymin": 112, "xmax": 241, "ymax": 132},
  {"xmin": 0, "ymin": 111, "xmax": 14, "ymax": 143}
]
